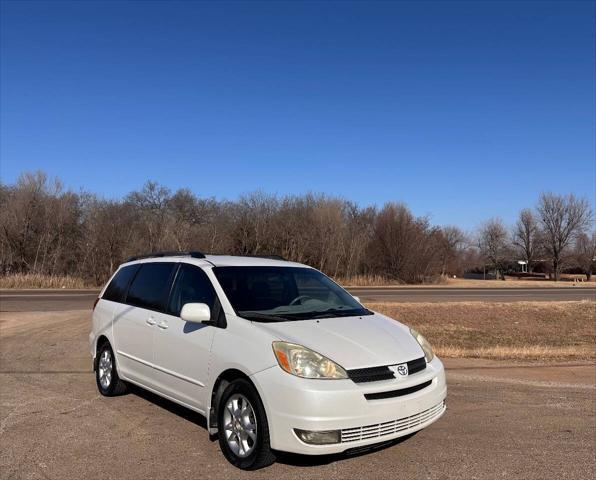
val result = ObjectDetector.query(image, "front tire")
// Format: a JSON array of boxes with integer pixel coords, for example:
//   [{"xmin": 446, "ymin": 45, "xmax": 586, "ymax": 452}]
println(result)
[
  {"xmin": 217, "ymin": 379, "xmax": 276, "ymax": 470},
  {"xmin": 95, "ymin": 341, "xmax": 128, "ymax": 396}
]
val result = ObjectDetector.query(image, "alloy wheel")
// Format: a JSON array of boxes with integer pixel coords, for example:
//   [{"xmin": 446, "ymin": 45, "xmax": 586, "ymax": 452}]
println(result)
[
  {"xmin": 222, "ymin": 393, "xmax": 258, "ymax": 457},
  {"xmin": 98, "ymin": 349, "xmax": 113, "ymax": 390}
]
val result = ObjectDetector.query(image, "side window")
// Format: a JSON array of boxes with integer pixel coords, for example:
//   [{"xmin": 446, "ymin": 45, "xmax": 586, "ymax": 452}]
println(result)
[
  {"xmin": 102, "ymin": 264, "xmax": 140, "ymax": 303},
  {"xmin": 127, "ymin": 263, "xmax": 176, "ymax": 311},
  {"xmin": 168, "ymin": 264, "xmax": 217, "ymax": 318}
]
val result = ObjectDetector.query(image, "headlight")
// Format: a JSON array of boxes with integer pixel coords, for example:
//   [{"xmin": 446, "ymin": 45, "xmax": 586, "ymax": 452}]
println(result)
[
  {"xmin": 272, "ymin": 341, "xmax": 348, "ymax": 379},
  {"xmin": 410, "ymin": 328, "xmax": 435, "ymax": 363}
]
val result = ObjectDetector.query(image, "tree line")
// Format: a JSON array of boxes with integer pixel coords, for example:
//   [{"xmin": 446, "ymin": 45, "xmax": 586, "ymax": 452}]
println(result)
[
  {"xmin": 478, "ymin": 193, "xmax": 594, "ymax": 281},
  {"xmin": 0, "ymin": 171, "xmax": 593, "ymax": 285}
]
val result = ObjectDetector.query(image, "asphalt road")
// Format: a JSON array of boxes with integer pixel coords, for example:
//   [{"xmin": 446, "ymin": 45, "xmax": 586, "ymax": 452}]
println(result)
[
  {"xmin": 1, "ymin": 286, "xmax": 595, "ymax": 311},
  {"xmin": 1, "ymin": 310, "xmax": 594, "ymax": 479},
  {"xmin": 0, "ymin": 290, "xmax": 98, "ymax": 312},
  {"xmin": 350, "ymin": 286, "xmax": 596, "ymax": 303}
]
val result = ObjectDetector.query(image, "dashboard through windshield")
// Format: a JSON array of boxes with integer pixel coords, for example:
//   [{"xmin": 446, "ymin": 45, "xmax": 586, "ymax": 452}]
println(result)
[{"xmin": 212, "ymin": 266, "xmax": 372, "ymax": 321}]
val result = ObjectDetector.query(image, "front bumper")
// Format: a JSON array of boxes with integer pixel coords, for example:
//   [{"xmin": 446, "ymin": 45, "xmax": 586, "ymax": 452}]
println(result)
[{"xmin": 251, "ymin": 356, "xmax": 447, "ymax": 455}]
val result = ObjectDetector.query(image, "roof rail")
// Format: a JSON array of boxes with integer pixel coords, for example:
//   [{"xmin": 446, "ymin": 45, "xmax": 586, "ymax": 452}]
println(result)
[
  {"xmin": 235, "ymin": 254, "xmax": 287, "ymax": 261},
  {"xmin": 125, "ymin": 251, "xmax": 206, "ymax": 262},
  {"xmin": 207, "ymin": 253, "xmax": 287, "ymax": 261}
]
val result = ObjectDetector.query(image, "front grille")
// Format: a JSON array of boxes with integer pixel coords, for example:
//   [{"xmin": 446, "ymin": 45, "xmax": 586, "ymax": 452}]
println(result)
[
  {"xmin": 340, "ymin": 401, "xmax": 445, "ymax": 443},
  {"xmin": 347, "ymin": 357, "xmax": 427, "ymax": 383},
  {"xmin": 364, "ymin": 380, "xmax": 432, "ymax": 400},
  {"xmin": 407, "ymin": 357, "xmax": 427, "ymax": 375},
  {"xmin": 347, "ymin": 366, "xmax": 395, "ymax": 383}
]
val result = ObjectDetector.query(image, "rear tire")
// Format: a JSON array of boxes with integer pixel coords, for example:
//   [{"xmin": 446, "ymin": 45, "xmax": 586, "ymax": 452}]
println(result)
[
  {"xmin": 217, "ymin": 379, "xmax": 276, "ymax": 470},
  {"xmin": 95, "ymin": 341, "xmax": 128, "ymax": 396}
]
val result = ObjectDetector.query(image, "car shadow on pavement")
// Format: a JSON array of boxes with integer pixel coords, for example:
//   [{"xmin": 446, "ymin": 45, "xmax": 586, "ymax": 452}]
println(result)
[
  {"xmin": 127, "ymin": 383, "xmax": 208, "ymax": 430},
  {"xmin": 126, "ymin": 383, "xmax": 414, "ymax": 468},
  {"xmin": 274, "ymin": 433, "xmax": 416, "ymax": 467}
]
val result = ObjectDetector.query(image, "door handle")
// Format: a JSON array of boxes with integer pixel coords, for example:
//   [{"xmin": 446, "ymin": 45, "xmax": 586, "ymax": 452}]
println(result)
[
  {"xmin": 157, "ymin": 321, "xmax": 168, "ymax": 330},
  {"xmin": 146, "ymin": 318, "xmax": 157, "ymax": 326}
]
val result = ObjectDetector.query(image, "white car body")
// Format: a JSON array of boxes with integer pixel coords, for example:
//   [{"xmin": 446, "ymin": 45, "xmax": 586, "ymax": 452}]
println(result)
[{"xmin": 90, "ymin": 254, "xmax": 446, "ymax": 457}]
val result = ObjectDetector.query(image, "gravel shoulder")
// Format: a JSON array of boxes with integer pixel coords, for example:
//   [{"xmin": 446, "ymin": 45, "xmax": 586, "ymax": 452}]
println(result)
[{"xmin": 1, "ymin": 310, "xmax": 595, "ymax": 480}]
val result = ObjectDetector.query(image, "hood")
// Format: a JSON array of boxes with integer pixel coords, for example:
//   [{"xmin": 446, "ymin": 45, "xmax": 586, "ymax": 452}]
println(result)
[{"xmin": 252, "ymin": 312, "xmax": 424, "ymax": 370}]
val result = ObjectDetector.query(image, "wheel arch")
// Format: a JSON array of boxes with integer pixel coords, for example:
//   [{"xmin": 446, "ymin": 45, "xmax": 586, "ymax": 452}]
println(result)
[
  {"xmin": 93, "ymin": 335, "xmax": 110, "ymax": 371},
  {"xmin": 208, "ymin": 368, "xmax": 259, "ymax": 434}
]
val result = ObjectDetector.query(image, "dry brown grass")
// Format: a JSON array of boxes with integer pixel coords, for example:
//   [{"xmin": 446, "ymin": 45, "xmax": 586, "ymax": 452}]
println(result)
[
  {"xmin": 337, "ymin": 274, "xmax": 595, "ymax": 288},
  {"xmin": 335, "ymin": 274, "xmax": 402, "ymax": 286},
  {"xmin": 443, "ymin": 277, "xmax": 595, "ymax": 288},
  {"xmin": 368, "ymin": 300, "xmax": 596, "ymax": 361},
  {"xmin": 336, "ymin": 274, "xmax": 450, "ymax": 286},
  {"xmin": 0, "ymin": 273, "xmax": 93, "ymax": 289}
]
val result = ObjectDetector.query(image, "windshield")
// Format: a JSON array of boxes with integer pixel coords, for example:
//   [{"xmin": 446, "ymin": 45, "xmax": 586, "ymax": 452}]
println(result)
[{"xmin": 212, "ymin": 266, "xmax": 372, "ymax": 322}]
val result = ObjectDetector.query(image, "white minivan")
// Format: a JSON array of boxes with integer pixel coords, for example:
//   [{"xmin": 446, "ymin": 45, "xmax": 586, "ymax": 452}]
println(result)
[{"xmin": 90, "ymin": 252, "xmax": 446, "ymax": 469}]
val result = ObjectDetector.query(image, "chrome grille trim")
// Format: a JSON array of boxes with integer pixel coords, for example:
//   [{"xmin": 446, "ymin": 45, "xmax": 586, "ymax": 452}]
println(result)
[
  {"xmin": 340, "ymin": 401, "xmax": 445, "ymax": 443},
  {"xmin": 346, "ymin": 357, "xmax": 427, "ymax": 384}
]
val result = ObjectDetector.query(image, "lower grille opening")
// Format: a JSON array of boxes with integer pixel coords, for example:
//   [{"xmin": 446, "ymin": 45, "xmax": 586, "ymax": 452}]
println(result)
[
  {"xmin": 364, "ymin": 380, "xmax": 432, "ymax": 400},
  {"xmin": 341, "ymin": 401, "xmax": 445, "ymax": 443}
]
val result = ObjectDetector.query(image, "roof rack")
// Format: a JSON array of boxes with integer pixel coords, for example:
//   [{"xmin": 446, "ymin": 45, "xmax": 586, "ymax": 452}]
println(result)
[
  {"xmin": 237, "ymin": 254, "xmax": 286, "ymax": 261},
  {"xmin": 125, "ymin": 251, "xmax": 206, "ymax": 262},
  {"xmin": 207, "ymin": 253, "xmax": 287, "ymax": 261}
]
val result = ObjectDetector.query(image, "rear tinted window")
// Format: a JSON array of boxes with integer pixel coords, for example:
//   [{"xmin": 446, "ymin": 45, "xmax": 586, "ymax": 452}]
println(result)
[
  {"xmin": 103, "ymin": 264, "xmax": 140, "ymax": 303},
  {"xmin": 126, "ymin": 263, "xmax": 176, "ymax": 311}
]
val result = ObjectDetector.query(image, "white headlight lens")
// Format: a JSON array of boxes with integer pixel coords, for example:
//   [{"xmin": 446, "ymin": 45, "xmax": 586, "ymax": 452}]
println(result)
[
  {"xmin": 410, "ymin": 328, "xmax": 435, "ymax": 363},
  {"xmin": 272, "ymin": 342, "xmax": 348, "ymax": 379}
]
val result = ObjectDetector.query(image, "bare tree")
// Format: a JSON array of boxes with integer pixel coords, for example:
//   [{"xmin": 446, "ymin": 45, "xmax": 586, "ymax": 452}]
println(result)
[
  {"xmin": 80, "ymin": 199, "xmax": 136, "ymax": 283},
  {"xmin": 0, "ymin": 171, "xmax": 78, "ymax": 275},
  {"xmin": 573, "ymin": 232, "xmax": 596, "ymax": 281},
  {"xmin": 125, "ymin": 181, "xmax": 172, "ymax": 252},
  {"xmin": 231, "ymin": 191, "xmax": 278, "ymax": 255},
  {"xmin": 438, "ymin": 226, "xmax": 467, "ymax": 276},
  {"xmin": 367, "ymin": 203, "xmax": 441, "ymax": 283},
  {"xmin": 3, "ymin": 170, "xmax": 591, "ymax": 286},
  {"xmin": 478, "ymin": 218, "xmax": 510, "ymax": 279},
  {"xmin": 537, "ymin": 193, "xmax": 593, "ymax": 280},
  {"xmin": 512, "ymin": 208, "xmax": 539, "ymax": 272},
  {"xmin": 342, "ymin": 203, "xmax": 375, "ymax": 278}
]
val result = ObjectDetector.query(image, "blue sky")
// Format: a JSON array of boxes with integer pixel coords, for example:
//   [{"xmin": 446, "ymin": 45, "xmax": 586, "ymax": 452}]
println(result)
[{"xmin": 1, "ymin": 0, "xmax": 594, "ymax": 230}]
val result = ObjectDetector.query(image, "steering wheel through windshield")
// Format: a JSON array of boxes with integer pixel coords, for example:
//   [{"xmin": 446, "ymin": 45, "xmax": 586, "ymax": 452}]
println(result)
[{"xmin": 289, "ymin": 295, "xmax": 316, "ymax": 306}]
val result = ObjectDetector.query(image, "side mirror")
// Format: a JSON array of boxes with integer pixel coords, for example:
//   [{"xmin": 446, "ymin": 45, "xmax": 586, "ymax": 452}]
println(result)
[
  {"xmin": 180, "ymin": 303, "xmax": 211, "ymax": 324},
  {"xmin": 352, "ymin": 295, "xmax": 361, "ymax": 303}
]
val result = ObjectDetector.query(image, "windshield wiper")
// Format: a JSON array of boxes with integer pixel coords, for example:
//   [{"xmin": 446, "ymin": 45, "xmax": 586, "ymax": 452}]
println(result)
[
  {"xmin": 238, "ymin": 311, "xmax": 289, "ymax": 323},
  {"xmin": 307, "ymin": 308, "xmax": 373, "ymax": 319}
]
